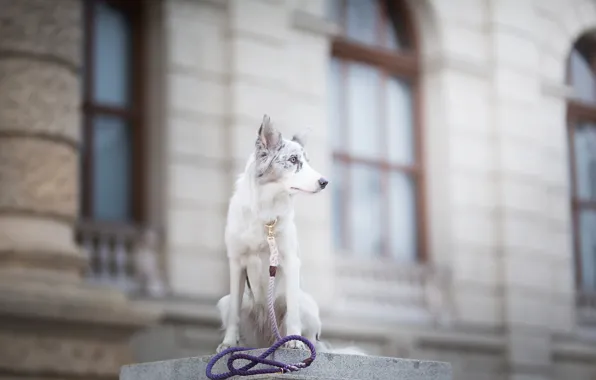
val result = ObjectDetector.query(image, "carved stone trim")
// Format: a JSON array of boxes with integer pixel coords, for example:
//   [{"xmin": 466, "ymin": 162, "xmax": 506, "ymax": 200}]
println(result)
[
  {"xmin": 291, "ymin": 10, "xmax": 340, "ymax": 37},
  {"xmin": 0, "ymin": 50, "xmax": 79, "ymax": 74},
  {"xmin": 0, "ymin": 250, "xmax": 86, "ymax": 272},
  {"xmin": 423, "ymin": 54, "xmax": 490, "ymax": 78},
  {"xmin": 0, "ymin": 329, "xmax": 129, "ymax": 377},
  {"xmin": 0, "ymin": 284, "xmax": 162, "ymax": 329},
  {"xmin": 0, "ymin": 131, "xmax": 80, "ymax": 151},
  {"xmin": 0, "ymin": 208, "xmax": 76, "ymax": 225},
  {"xmin": 417, "ymin": 331, "xmax": 506, "ymax": 354},
  {"xmin": 541, "ymin": 81, "xmax": 573, "ymax": 99}
]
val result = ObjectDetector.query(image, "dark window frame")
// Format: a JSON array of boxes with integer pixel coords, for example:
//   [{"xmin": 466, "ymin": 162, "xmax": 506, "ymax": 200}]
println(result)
[
  {"xmin": 331, "ymin": 0, "xmax": 427, "ymax": 261},
  {"xmin": 82, "ymin": 0, "xmax": 146, "ymax": 224},
  {"xmin": 567, "ymin": 35, "xmax": 596, "ymax": 292}
]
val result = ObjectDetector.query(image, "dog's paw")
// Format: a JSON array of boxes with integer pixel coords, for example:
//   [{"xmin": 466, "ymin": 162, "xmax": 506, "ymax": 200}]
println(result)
[
  {"xmin": 283, "ymin": 340, "xmax": 307, "ymax": 350},
  {"xmin": 216, "ymin": 341, "xmax": 237, "ymax": 353}
]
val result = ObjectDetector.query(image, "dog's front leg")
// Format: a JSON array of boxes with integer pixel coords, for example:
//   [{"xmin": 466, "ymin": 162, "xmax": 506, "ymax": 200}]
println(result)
[
  {"xmin": 282, "ymin": 254, "xmax": 306, "ymax": 350},
  {"xmin": 217, "ymin": 257, "xmax": 246, "ymax": 353}
]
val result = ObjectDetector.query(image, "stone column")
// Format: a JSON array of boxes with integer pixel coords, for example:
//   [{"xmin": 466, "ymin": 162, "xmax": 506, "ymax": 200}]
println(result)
[
  {"xmin": 488, "ymin": 2, "xmax": 568, "ymax": 380},
  {"xmin": 0, "ymin": 1, "xmax": 159, "ymax": 379},
  {"xmin": 0, "ymin": 0, "xmax": 84, "ymax": 283}
]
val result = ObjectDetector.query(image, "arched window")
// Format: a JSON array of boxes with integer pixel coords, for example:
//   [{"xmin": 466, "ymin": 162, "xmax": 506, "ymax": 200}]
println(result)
[
  {"xmin": 82, "ymin": 0, "xmax": 146, "ymax": 223},
  {"xmin": 327, "ymin": 0, "xmax": 424, "ymax": 261},
  {"xmin": 567, "ymin": 35, "xmax": 596, "ymax": 292}
]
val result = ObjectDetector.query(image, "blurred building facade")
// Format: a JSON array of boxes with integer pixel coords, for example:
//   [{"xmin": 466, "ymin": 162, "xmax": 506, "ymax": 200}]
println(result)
[{"xmin": 1, "ymin": 0, "xmax": 596, "ymax": 380}]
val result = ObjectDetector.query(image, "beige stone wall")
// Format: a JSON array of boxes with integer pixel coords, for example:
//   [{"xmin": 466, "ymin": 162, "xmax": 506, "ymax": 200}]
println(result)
[
  {"xmin": 162, "ymin": 0, "xmax": 231, "ymax": 299},
  {"xmin": 161, "ymin": 0, "xmax": 335, "ymax": 305}
]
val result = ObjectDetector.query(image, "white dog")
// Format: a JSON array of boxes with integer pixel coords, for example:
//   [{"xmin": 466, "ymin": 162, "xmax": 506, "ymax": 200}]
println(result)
[{"xmin": 216, "ymin": 115, "xmax": 364, "ymax": 356}]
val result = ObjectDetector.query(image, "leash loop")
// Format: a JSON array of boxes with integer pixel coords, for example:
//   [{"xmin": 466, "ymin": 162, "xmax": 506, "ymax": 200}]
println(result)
[{"xmin": 205, "ymin": 219, "xmax": 317, "ymax": 380}]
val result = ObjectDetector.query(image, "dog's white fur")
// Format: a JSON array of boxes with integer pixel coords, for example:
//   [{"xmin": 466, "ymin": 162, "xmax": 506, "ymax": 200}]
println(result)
[{"xmin": 216, "ymin": 116, "xmax": 365, "ymax": 356}]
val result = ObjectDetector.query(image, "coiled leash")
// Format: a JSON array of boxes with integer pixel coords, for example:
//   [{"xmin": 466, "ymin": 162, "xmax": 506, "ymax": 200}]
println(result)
[{"xmin": 205, "ymin": 219, "xmax": 317, "ymax": 379}]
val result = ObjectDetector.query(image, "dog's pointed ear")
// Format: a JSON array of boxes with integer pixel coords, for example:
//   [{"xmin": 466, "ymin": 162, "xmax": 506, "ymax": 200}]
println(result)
[
  {"xmin": 257, "ymin": 114, "xmax": 282, "ymax": 149},
  {"xmin": 291, "ymin": 127, "xmax": 311, "ymax": 147}
]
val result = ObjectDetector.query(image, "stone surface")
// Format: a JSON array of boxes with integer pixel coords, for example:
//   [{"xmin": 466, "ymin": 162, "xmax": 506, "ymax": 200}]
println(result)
[
  {"xmin": 0, "ymin": 280, "xmax": 161, "ymax": 380},
  {"xmin": 0, "ymin": 216, "xmax": 83, "ymax": 281},
  {"xmin": 0, "ymin": 138, "xmax": 77, "ymax": 218},
  {"xmin": 121, "ymin": 349, "xmax": 452, "ymax": 380},
  {"xmin": 0, "ymin": 215, "xmax": 79, "ymax": 255},
  {"xmin": 0, "ymin": 0, "xmax": 82, "ymax": 68},
  {"xmin": 0, "ymin": 330, "xmax": 129, "ymax": 377},
  {"xmin": 0, "ymin": 59, "xmax": 81, "ymax": 143}
]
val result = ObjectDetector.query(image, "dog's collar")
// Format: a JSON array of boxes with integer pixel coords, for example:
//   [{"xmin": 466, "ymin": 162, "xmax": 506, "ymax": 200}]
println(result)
[{"xmin": 265, "ymin": 219, "xmax": 277, "ymax": 238}]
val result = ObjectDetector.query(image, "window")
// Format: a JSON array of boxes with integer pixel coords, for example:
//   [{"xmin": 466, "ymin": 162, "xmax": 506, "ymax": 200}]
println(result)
[
  {"xmin": 82, "ymin": 0, "xmax": 145, "ymax": 223},
  {"xmin": 568, "ymin": 35, "xmax": 596, "ymax": 292},
  {"xmin": 328, "ymin": 0, "xmax": 424, "ymax": 261}
]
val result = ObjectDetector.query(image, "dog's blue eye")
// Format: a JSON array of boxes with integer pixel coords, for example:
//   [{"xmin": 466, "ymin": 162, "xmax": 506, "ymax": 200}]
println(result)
[{"xmin": 289, "ymin": 156, "xmax": 297, "ymax": 164}]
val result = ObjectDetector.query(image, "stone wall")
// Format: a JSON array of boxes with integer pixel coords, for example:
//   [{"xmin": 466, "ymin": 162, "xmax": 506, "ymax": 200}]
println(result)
[
  {"xmin": 161, "ymin": 0, "xmax": 335, "ymax": 306},
  {"xmin": 162, "ymin": 0, "xmax": 231, "ymax": 299}
]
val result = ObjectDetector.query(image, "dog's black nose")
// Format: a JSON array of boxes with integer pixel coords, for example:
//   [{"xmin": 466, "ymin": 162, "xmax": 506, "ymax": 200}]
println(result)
[{"xmin": 318, "ymin": 178, "xmax": 328, "ymax": 189}]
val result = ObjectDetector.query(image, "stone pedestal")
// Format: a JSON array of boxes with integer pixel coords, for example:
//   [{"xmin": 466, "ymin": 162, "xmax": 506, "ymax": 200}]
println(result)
[
  {"xmin": 121, "ymin": 350, "xmax": 452, "ymax": 380},
  {"xmin": 0, "ymin": 1, "xmax": 160, "ymax": 379}
]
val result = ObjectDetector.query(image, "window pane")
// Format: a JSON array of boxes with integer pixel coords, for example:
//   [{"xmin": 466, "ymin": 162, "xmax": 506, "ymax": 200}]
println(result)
[
  {"xmin": 570, "ymin": 48, "xmax": 596, "ymax": 103},
  {"xmin": 386, "ymin": 77, "xmax": 414, "ymax": 164},
  {"xmin": 349, "ymin": 164, "xmax": 382, "ymax": 257},
  {"xmin": 574, "ymin": 123, "xmax": 596, "ymax": 201},
  {"xmin": 329, "ymin": 57, "xmax": 343, "ymax": 149},
  {"xmin": 579, "ymin": 210, "xmax": 596, "ymax": 291},
  {"xmin": 92, "ymin": 115, "xmax": 132, "ymax": 221},
  {"xmin": 347, "ymin": 62, "xmax": 381, "ymax": 158},
  {"xmin": 93, "ymin": 1, "xmax": 131, "ymax": 107},
  {"xmin": 332, "ymin": 160, "xmax": 348, "ymax": 250},
  {"xmin": 346, "ymin": 0, "xmax": 377, "ymax": 45},
  {"xmin": 388, "ymin": 172, "xmax": 417, "ymax": 261}
]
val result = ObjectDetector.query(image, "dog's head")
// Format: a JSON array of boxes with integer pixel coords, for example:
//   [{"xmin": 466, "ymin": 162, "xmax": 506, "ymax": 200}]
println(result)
[{"xmin": 254, "ymin": 115, "xmax": 328, "ymax": 195}]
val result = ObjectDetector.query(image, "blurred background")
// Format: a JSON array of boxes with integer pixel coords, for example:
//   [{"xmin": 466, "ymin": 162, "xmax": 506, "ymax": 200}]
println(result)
[{"xmin": 1, "ymin": 0, "xmax": 596, "ymax": 379}]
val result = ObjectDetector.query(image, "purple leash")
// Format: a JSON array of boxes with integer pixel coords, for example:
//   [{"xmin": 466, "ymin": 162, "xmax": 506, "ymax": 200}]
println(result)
[{"xmin": 205, "ymin": 220, "xmax": 317, "ymax": 380}]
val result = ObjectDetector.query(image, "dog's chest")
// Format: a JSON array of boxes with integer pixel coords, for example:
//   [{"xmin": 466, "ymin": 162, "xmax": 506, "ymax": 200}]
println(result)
[
  {"xmin": 241, "ymin": 236, "xmax": 290, "ymax": 264},
  {"xmin": 237, "ymin": 234, "xmax": 295, "ymax": 277},
  {"xmin": 238, "ymin": 223, "xmax": 269, "ymax": 252},
  {"xmin": 239, "ymin": 222, "xmax": 289, "ymax": 253}
]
